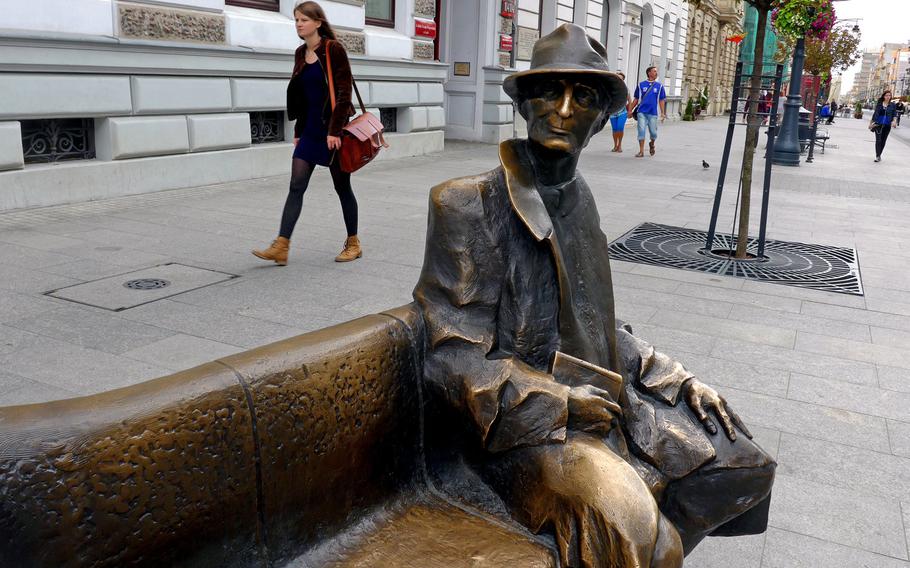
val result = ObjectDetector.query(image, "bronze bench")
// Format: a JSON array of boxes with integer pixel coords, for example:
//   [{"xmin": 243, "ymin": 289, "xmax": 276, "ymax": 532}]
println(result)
[{"xmin": 0, "ymin": 304, "xmax": 555, "ymax": 567}]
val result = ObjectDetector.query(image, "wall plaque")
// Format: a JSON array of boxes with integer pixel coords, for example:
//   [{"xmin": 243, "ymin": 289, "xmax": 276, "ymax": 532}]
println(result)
[
  {"xmin": 516, "ymin": 26, "xmax": 539, "ymax": 61},
  {"xmin": 415, "ymin": 18, "xmax": 437, "ymax": 39},
  {"xmin": 454, "ymin": 62, "xmax": 471, "ymax": 76}
]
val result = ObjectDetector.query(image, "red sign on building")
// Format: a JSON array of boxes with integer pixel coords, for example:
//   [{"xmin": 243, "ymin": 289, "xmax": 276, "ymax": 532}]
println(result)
[
  {"xmin": 499, "ymin": 34, "xmax": 513, "ymax": 51},
  {"xmin": 501, "ymin": 1, "xmax": 516, "ymax": 17},
  {"xmin": 414, "ymin": 18, "xmax": 436, "ymax": 39}
]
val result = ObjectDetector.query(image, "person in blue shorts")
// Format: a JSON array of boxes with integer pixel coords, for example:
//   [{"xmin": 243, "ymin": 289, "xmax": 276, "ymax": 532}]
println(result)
[
  {"xmin": 629, "ymin": 66, "xmax": 667, "ymax": 157},
  {"xmin": 609, "ymin": 72, "xmax": 632, "ymax": 152}
]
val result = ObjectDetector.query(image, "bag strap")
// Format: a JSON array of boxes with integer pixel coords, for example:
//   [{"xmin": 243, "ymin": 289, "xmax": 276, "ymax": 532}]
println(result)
[
  {"xmin": 325, "ymin": 40, "xmax": 367, "ymax": 115},
  {"xmin": 633, "ymin": 81, "xmax": 657, "ymax": 113}
]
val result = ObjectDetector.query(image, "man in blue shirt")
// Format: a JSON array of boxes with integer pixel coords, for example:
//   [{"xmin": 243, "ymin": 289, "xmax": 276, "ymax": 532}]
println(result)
[{"xmin": 629, "ymin": 66, "xmax": 667, "ymax": 157}]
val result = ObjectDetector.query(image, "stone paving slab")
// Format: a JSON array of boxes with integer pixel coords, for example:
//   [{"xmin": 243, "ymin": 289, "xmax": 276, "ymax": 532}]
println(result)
[
  {"xmin": 0, "ymin": 116, "xmax": 908, "ymax": 566},
  {"xmin": 46, "ymin": 262, "xmax": 238, "ymax": 311}
]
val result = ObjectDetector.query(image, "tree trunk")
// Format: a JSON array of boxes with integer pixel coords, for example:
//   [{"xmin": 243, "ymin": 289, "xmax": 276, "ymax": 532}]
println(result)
[{"xmin": 735, "ymin": 7, "xmax": 769, "ymax": 259}]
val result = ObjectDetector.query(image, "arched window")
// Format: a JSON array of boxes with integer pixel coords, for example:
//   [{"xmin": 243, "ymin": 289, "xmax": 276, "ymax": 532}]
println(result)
[
  {"xmin": 603, "ymin": 0, "xmax": 622, "ymax": 69},
  {"xmin": 660, "ymin": 13, "xmax": 670, "ymax": 82},
  {"xmin": 670, "ymin": 18, "xmax": 682, "ymax": 96},
  {"xmin": 639, "ymin": 4, "xmax": 654, "ymax": 83}
]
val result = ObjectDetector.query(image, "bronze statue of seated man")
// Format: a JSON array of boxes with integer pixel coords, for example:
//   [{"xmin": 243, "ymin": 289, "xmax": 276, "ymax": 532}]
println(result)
[{"xmin": 413, "ymin": 24, "xmax": 775, "ymax": 568}]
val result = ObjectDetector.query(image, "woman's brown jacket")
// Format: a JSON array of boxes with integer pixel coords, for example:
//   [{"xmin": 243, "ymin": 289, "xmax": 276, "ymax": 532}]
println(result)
[{"xmin": 287, "ymin": 39, "xmax": 355, "ymax": 138}]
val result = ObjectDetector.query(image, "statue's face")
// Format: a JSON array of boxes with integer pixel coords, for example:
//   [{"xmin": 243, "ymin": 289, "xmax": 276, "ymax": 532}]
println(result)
[{"xmin": 523, "ymin": 76, "xmax": 607, "ymax": 154}]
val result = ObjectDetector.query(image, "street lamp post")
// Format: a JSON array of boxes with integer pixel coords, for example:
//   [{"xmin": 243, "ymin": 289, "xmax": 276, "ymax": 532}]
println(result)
[{"xmin": 772, "ymin": 36, "xmax": 806, "ymax": 166}]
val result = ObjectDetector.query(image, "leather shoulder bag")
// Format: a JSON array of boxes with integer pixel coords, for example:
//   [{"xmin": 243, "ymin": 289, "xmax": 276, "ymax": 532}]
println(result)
[{"xmin": 326, "ymin": 41, "xmax": 389, "ymax": 173}]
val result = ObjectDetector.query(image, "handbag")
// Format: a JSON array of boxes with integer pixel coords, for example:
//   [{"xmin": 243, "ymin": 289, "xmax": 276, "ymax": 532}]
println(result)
[
  {"xmin": 326, "ymin": 41, "xmax": 389, "ymax": 173},
  {"xmin": 632, "ymin": 80, "xmax": 657, "ymax": 121},
  {"xmin": 869, "ymin": 119, "xmax": 881, "ymax": 132}
]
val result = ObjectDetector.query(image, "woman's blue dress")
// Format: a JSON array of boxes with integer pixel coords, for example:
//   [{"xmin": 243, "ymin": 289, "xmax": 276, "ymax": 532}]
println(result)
[{"xmin": 292, "ymin": 62, "xmax": 333, "ymax": 167}]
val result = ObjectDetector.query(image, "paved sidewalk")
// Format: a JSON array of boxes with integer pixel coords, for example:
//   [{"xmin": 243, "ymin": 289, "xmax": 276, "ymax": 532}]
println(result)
[{"xmin": 1, "ymin": 114, "xmax": 909, "ymax": 567}]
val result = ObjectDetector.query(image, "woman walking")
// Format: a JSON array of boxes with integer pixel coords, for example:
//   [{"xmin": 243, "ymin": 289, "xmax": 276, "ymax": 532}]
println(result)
[
  {"xmin": 871, "ymin": 90, "xmax": 897, "ymax": 163},
  {"xmin": 609, "ymin": 72, "xmax": 632, "ymax": 152},
  {"xmin": 253, "ymin": 1, "xmax": 360, "ymax": 266}
]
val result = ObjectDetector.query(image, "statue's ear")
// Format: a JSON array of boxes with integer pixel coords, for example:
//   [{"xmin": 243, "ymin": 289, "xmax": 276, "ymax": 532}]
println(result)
[{"xmin": 514, "ymin": 99, "xmax": 530, "ymax": 121}]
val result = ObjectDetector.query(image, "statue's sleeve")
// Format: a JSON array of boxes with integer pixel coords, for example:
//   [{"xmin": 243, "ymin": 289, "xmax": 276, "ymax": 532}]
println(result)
[
  {"xmin": 615, "ymin": 326, "xmax": 694, "ymax": 406},
  {"xmin": 414, "ymin": 179, "xmax": 570, "ymax": 453}
]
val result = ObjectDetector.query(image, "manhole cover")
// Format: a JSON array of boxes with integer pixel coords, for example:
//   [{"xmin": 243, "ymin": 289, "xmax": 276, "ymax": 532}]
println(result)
[
  {"xmin": 609, "ymin": 223, "xmax": 863, "ymax": 296},
  {"xmin": 46, "ymin": 263, "xmax": 238, "ymax": 311},
  {"xmin": 124, "ymin": 278, "xmax": 171, "ymax": 290}
]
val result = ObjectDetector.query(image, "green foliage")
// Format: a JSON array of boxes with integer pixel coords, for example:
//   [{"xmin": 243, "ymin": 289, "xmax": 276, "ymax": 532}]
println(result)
[
  {"xmin": 777, "ymin": 25, "xmax": 861, "ymax": 76},
  {"xmin": 698, "ymin": 85, "xmax": 710, "ymax": 110},
  {"xmin": 683, "ymin": 98, "xmax": 696, "ymax": 121},
  {"xmin": 771, "ymin": 0, "xmax": 835, "ymax": 40}
]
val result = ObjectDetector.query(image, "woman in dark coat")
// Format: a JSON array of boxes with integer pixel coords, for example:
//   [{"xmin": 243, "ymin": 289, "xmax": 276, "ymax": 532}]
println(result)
[
  {"xmin": 871, "ymin": 89, "xmax": 897, "ymax": 162},
  {"xmin": 253, "ymin": 1, "xmax": 360, "ymax": 265}
]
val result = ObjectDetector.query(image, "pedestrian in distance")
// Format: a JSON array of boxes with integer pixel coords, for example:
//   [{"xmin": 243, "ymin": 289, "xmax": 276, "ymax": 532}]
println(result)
[
  {"xmin": 609, "ymin": 71, "xmax": 632, "ymax": 152},
  {"xmin": 758, "ymin": 90, "xmax": 770, "ymax": 125},
  {"xmin": 827, "ymin": 100, "xmax": 837, "ymax": 125},
  {"xmin": 253, "ymin": 1, "xmax": 361, "ymax": 266},
  {"xmin": 629, "ymin": 66, "xmax": 667, "ymax": 158},
  {"xmin": 819, "ymin": 101, "xmax": 831, "ymax": 124},
  {"xmin": 871, "ymin": 89, "xmax": 897, "ymax": 163},
  {"xmin": 895, "ymin": 98, "xmax": 905, "ymax": 127}
]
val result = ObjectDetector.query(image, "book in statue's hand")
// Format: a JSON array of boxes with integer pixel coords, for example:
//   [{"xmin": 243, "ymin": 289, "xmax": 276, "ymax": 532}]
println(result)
[{"xmin": 549, "ymin": 351, "xmax": 624, "ymax": 402}]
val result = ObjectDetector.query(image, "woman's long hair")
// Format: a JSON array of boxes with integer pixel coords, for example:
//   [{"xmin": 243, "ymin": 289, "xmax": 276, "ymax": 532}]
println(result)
[
  {"xmin": 877, "ymin": 90, "xmax": 892, "ymax": 106},
  {"xmin": 294, "ymin": 1, "xmax": 337, "ymax": 40}
]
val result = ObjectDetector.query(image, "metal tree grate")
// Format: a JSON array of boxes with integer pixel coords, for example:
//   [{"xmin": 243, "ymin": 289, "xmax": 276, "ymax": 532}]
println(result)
[{"xmin": 608, "ymin": 223, "xmax": 863, "ymax": 296}]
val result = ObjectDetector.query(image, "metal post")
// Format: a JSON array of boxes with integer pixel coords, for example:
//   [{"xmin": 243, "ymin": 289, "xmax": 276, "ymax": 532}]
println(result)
[
  {"xmin": 757, "ymin": 64, "xmax": 784, "ymax": 258},
  {"xmin": 704, "ymin": 61, "xmax": 744, "ymax": 252},
  {"xmin": 772, "ymin": 36, "xmax": 806, "ymax": 166},
  {"xmin": 806, "ymin": 105, "xmax": 820, "ymax": 163}
]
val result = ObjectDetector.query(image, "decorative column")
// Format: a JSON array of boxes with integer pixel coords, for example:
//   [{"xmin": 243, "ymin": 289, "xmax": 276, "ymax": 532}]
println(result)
[{"xmin": 771, "ymin": 36, "xmax": 805, "ymax": 166}]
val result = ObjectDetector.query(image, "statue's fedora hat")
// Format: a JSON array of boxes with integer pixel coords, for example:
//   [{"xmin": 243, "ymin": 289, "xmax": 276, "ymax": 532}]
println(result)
[{"xmin": 503, "ymin": 23, "xmax": 627, "ymax": 115}]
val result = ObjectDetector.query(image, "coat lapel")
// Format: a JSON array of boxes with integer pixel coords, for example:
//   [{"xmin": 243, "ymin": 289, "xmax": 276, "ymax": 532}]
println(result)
[{"xmin": 499, "ymin": 140, "xmax": 553, "ymax": 242}]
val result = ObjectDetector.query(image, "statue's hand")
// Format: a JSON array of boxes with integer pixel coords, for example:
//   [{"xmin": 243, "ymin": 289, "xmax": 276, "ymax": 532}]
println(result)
[
  {"xmin": 567, "ymin": 385, "xmax": 622, "ymax": 436},
  {"xmin": 683, "ymin": 379, "xmax": 752, "ymax": 441}
]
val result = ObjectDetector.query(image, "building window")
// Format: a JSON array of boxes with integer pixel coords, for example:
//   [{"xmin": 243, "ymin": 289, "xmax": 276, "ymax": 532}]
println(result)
[
  {"xmin": 379, "ymin": 108, "xmax": 397, "ymax": 132},
  {"xmin": 365, "ymin": 0, "xmax": 395, "ymax": 28},
  {"xmin": 250, "ymin": 111, "xmax": 285, "ymax": 144},
  {"xmin": 21, "ymin": 118, "xmax": 95, "ymax": 164},
  {"xmin": 225, "ymin": 0, "xmax": 279, "ymax": 12}
]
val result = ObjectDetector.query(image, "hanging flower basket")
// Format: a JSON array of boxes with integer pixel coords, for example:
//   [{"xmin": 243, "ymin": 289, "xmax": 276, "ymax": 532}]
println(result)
[{"xmin": 771, "ymin": 0, "xmax": 835, "ymax": 41}]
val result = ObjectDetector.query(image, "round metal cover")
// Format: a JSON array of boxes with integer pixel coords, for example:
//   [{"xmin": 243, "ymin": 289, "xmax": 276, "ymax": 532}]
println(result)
[{"xmin": 123, "ymin": 278, "xmax": 171, "ymax": 290}]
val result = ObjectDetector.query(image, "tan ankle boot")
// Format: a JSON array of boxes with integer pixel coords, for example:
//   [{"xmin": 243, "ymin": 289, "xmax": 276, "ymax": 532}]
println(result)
[
  {"xmin": 252, "ymin": 237, "xmax": 290, "ymax": 266},
  {"xmin": 335, "ymin": 235, "xmax": 362, "ymax": 262}
]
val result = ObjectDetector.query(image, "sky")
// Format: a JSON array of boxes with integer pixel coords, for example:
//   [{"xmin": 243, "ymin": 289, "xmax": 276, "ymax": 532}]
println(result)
[{"xmin": 832, "ymin": 0, "xmax": 910, "ymax": 93}]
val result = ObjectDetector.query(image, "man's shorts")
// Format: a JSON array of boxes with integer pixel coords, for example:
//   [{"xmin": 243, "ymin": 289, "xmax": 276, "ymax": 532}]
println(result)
[{"xmin": 637, "ymin": 113, "xmax": 659, "ymax": 141}]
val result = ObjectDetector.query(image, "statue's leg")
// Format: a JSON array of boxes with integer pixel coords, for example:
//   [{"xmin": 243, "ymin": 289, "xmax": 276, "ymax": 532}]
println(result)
[
  {"xmin": 659, "ymin": 430, "xmax": 776, "ymax": 555},
  {"xmin": 480, "ymin": 433, "xmax": 683, "ymax": 568}
]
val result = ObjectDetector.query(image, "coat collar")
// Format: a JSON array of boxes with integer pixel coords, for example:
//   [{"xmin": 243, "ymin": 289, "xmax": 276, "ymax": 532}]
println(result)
[{"xmin": 499, "ymin": 139, "xmax": 554, "ymax": 242}]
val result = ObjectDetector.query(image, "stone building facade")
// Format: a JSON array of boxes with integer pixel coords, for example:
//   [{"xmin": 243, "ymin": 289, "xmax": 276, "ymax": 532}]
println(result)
[
  {"xmin": 0, "ymin": 0, "xmax": 447, "ymax": 210},
  {"xmin": 681, "ymin": 0, "xmax": 743, "ymax": 116},
  {"xmin": 1, "ymin": 0, "xmax": 690, "ymax": 210},
  {"xmin": 506, "ymin": 0, "xmax": 689, "ymax": 134}
]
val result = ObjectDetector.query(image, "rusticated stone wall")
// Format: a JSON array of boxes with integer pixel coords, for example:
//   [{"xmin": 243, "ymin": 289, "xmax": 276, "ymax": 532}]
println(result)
[
  {"xmin": 413, "ymin": 40, "xmax": 434, "ymax": 61},
  {"xmin": 118, "ymin": 2, "xmax": 225, "ymax": 44},
  {"xmin": 414, "ymin": 0, "xmax": 436, "ymax": 19},
  {"xmin": 336, "ymin": 30, "xmax": 366, "ymax": 56}
]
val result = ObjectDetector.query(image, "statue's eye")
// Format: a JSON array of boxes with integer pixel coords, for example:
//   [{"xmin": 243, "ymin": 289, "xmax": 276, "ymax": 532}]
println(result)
[
  {"xmin": 574, "ymin": 86, "xmax": 599, "ymax": 108},
  {"xmin": 536, "ymin": 80, "xmax": 564, "ymax": 100}
]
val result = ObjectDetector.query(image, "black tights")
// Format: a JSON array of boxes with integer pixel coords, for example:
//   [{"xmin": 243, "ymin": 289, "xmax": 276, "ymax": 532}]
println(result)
[
  {"xmin": 278, "ymin": 158, "xmax": 358, "ymax": 239},
  {"xmin": 875, "ymin": 125, "xmax": 892, "ymax": 158}
]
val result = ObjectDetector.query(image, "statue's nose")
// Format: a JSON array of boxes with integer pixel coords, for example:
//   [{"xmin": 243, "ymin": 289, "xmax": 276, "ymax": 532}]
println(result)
[{"xmin": 557, "ymin": 87, "xmax": 574, "ymax": 118}]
